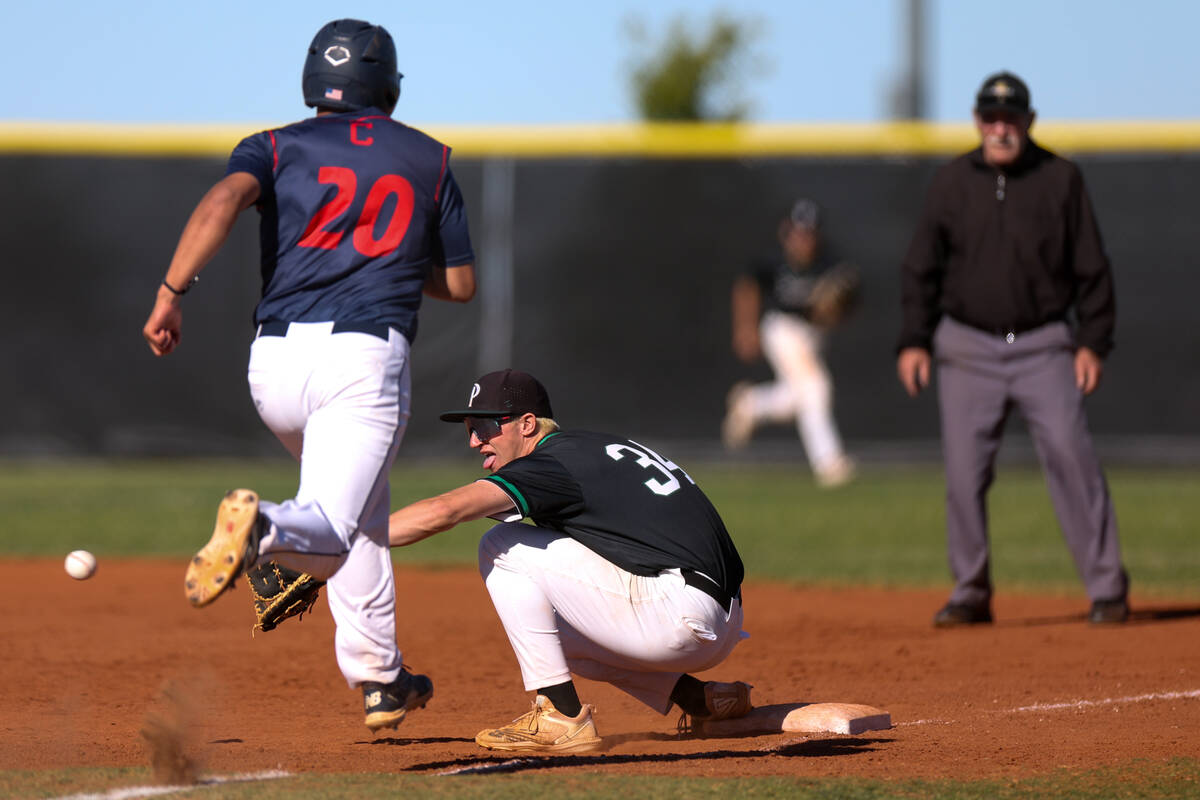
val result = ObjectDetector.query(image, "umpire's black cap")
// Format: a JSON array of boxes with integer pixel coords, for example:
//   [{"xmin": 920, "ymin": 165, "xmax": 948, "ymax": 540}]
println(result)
[
  {"xmin": 440, "ymin": 369, "xmax": 554, "ymax": 422},
  {"xmin": 975, "ymin": 71, "xmax": 1031, "ymax": 114}
]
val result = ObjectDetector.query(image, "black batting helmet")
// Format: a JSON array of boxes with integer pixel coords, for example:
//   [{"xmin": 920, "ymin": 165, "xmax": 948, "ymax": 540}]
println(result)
[{"xmin": 302, "ymin": 19, "xmax": 402, "ymax": 114}]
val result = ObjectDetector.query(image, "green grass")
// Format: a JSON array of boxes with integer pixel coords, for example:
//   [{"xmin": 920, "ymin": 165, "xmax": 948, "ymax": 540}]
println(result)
[
  {"xmin": 5, "ymin": 759, "xmax": 1199, "ymax": 799},
  {"xmin": 0, "ymin": 458, "xmax": 1196, "ymax": 597}
]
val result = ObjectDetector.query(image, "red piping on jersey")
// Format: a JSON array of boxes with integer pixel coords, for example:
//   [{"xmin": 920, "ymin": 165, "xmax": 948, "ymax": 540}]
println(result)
[
  {"xmin": 335, "ymin": 114, "xmax": 390, "ymax": 123},
  {"xmin": 268, "ymin": 130, "xmax": 278, "ymax": 173},
  {"xmin": 435, "ymin": 145, "xmax": 448, "ymax": 203}
]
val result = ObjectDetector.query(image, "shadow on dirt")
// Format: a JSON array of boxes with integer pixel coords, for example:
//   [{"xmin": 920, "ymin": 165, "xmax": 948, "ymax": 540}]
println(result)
[
  {"xmin": 402, "ymin": 735, "xmax": 894, "ymax": 774},
  {"xmin": 998, "ymin": 604, "xmax": 1200, "ymax": 627},
  {"xmin": 358, "ymin": 735, "xmax": 475, "ymax": 746},
  {"xmin": 1128, "ymin": 605, "xmax": 1200, "ymax": 622}
]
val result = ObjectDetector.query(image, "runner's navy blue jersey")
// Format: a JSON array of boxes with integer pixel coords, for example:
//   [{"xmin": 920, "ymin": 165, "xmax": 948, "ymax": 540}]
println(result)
[
  {"xmin": 226, "ymin": 108, "xmax": 474, "ymax": 342},
  {"xmin": 483, "ymin": 431, "xmax": 744, "ymax": 599}
]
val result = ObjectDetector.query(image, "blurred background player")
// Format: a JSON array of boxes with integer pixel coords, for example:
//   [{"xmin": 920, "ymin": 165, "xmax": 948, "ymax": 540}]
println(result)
[
  {"xmin": 141, "ymin": 19, "xmax": 476, "ymax": 729},
  {"xmin": 388, "ymin": 369, "xmax": 752, "ymax": 754},
  {"xmin": 896, "ymin": 71, "xmax": 1129, "ymax": 627},
  {"xmin": 723, "ymin": 199, "xmax": 856, "ymax": 488}
]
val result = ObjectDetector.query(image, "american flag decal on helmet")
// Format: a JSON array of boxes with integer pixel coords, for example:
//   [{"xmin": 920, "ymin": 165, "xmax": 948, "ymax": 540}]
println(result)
[{"xmin": 324, "ymin": 87, "xmax": 344, "ymax": 101}]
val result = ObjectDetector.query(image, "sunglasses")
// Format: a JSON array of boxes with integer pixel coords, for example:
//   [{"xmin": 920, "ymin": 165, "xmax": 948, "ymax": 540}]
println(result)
[
  {"xmin": 465, "ymin": 415, "xmax": 513, "ymax": 443},
  {"xmin": 979, "ymin": 110, "xmax": 1025, "ymax": 125}
]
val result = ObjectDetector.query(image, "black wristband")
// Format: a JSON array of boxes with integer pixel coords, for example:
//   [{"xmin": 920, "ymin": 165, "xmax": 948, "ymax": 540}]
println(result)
[{"xmin": 162, "ymin": 276, "xmax": 197, "ymax": 296}]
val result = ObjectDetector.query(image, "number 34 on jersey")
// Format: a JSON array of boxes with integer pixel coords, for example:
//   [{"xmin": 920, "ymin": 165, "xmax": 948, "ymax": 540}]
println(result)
[{"xmin": 606, "ymin": 441, "xmax": 695, "ymax": 497}]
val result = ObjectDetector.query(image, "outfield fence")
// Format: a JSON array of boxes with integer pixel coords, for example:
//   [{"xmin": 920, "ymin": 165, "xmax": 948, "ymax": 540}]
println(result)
[{"xmin": 2, "ymin": 121, "xmax": 1197, "ymax": 462}]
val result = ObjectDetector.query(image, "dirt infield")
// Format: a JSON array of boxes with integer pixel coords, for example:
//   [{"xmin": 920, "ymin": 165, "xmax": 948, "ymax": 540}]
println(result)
[{"xmin": 4, "ymin": 559, "xmax": 1199, "ymax": 780}]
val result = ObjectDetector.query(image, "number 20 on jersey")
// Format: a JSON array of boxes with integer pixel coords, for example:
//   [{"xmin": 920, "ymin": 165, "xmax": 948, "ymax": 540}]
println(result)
[{"xmin": 298, "ymin": 166, "xmax": 414, "ymax": 257}]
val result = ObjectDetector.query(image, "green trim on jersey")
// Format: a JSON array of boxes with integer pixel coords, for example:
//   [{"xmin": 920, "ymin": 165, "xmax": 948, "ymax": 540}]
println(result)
[
  {"xmin": 535, "ymin": 432, "xmax": 563, "ymax": 448},
  {"xmin": 487, "ymin": 475, "xmax": 529, "ymax": 518}
]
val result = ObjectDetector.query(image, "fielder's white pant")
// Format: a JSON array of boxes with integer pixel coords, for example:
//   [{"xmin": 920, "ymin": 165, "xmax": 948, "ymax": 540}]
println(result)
[
  {"xmin": 246, "ymin": 321, "xmax": 410, "ymax": 688},
  {"xmin": 748, "ymin": 310, "xmax": 846, "ymax": 472},
  {"xmin": 479, "ymin": 523, "xmax": 746, "ymax": 715}
]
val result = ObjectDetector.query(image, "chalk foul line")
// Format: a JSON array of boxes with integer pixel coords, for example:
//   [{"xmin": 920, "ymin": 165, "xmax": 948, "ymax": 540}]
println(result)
[
  {"xmin": 1005, "ymin": 688, "xmax": 1200, "ymax": 713},
  {"xmin": 897, "ymin": 688, "xmax": 1200, "ymax": 728},
  {"xmin": 54, "ymin": 769, "xmax": 291, "ymax": 800}
]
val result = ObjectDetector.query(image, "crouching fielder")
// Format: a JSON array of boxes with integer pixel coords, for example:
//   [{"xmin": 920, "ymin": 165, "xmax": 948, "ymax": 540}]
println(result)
[{"xmin": 389, "ymin": 369, "xmax": 752, "ymax": 754}]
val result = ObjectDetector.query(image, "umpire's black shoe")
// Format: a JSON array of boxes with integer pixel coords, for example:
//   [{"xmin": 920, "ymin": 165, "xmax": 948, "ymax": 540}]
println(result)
[
  {"xmin": 932, "ymin": 601, "xmax": 993, "ymax": 628},
  {"xmin": 1088, "ymin": 597, "xmax": 1129, "ymax": 625},
  {"xmin": 362, "ymin": 668, "xmax": 434, "ymax": 732}
]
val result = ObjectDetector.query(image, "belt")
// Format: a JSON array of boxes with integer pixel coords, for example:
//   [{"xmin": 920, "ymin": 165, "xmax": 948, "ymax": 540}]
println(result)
[
  {"xmin": 681, "ymin": 569, "xmax": 740, "ymax": 614},
  {"xmin": 949, "ymin": 315, "xmax": 1062, "ymax": 342},
  {"xmin": 256, "ymin": 320, "xmax": 393, "ymax": 341}
]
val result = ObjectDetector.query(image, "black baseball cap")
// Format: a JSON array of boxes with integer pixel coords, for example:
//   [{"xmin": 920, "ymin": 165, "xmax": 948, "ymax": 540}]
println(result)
[
  {"xmin": 975, "ymin": 71, "xmax": 1031, "ymax": 114},
  {"xmin": 440, "ymin": 369, "xmax": 554, "ymax": 422}
]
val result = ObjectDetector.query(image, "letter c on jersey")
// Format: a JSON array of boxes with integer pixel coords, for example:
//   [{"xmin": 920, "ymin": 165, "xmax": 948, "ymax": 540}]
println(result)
[{"xmin": 351, "ymin": 121, "xmax": 374, "ymax": 147}]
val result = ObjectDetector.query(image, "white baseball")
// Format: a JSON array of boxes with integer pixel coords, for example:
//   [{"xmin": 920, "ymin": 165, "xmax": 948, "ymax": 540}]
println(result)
[{"xmin": 65, "ymin": 550, "xmax": 97, "ymax": 580}]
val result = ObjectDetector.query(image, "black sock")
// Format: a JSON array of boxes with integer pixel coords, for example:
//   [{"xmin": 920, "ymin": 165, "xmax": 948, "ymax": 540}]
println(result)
[
  {"xmin": 670, "ymin": 674, "xmax": 709, "ymax": 716},
  {"xmin": 537, "ymin": 681, "xmax": 583, "ymax": 717}
]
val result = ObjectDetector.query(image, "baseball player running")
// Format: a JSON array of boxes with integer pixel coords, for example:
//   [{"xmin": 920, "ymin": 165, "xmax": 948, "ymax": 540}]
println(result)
[
  {"xmin": 140, "ymin": 19, "xmax": 475, "ymax": 731},
  {"xmin": 387, "ymin": 369, "xmax": 753, "ymax": 753},
  {"xmin": 723, "ymin": 199, "xmax": 856, "ymax": 487}
]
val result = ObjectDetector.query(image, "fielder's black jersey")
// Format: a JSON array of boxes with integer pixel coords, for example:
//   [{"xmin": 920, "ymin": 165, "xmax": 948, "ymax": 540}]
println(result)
[
  {"xmin": 226, "ymin": 108, "xmax": 474, "ymax": 343},
  {"xmin": 482, "ymin": 431, "xmax": 744, "ymax": 599},
  {"xmin": 750, "ymin": 256, "xmax": 839, "ymax": 321}
]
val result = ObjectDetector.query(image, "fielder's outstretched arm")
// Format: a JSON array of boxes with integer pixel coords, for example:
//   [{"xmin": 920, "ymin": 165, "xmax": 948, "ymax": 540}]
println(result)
[{"xmin": 388, "ymin": 480, "xmax": 515, "ymax": 547}]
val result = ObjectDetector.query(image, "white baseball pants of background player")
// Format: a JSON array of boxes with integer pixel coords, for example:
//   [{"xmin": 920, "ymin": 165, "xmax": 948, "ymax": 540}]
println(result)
[
  {"xmin": 746, "ymin": 310, "xmax": 850, "ymax": 482},
  {"xmin": 245, "ymin": 321, "xmax": 410, "ymax": 688},
  {"xmin": 478, "ymin": 523, "xmax": 746, "ymax": 714}
]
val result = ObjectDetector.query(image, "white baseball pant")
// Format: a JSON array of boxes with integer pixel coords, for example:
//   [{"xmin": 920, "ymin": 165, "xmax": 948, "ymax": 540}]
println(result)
[
  {"xmin": 246, "ymin": 321, "xmax": 411, "ymax": 688},
  {"xmin": 479, "ymin": 523, "xmax": 746, "ymax": 714},
  {"xmin": 748, "ymin": 310, "xmax": 847, "ymax": 472}
]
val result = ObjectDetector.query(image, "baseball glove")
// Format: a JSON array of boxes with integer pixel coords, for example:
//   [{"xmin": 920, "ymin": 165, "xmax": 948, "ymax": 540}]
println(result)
[
  {"xmin": 807, "ymin": 262, "xmax": 862, "ymax": 328},
  {"xmin": 246, "ymin": 560, "xmax": 324, "ymax": 633}
]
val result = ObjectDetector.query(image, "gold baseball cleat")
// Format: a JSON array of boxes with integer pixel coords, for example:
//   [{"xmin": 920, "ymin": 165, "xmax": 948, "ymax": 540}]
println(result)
[
  {"xmin": 185, "ymin": 488, "xmax": 261, "ymax": 607},
  {"xmin": 475, "ymin": 695, "xmax": 602, "ymax": 754}
]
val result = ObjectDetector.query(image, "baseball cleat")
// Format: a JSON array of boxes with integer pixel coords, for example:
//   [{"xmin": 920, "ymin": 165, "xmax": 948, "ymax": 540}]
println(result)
[
  {"xmin": 815, "ymin": 455, "xmax": 857, "ymax": 489},
  {"xmin": 363, "ymin": 669, "xmax": 434, "ymax": 732},
  {"xmin": 721, "ymin": 382, "xmax": 755, "ymax": 451},
  {"xmin": 701, "ymin": 680, "xmax": 754, "ymax": 720},
  {"xmin": 475, "ymin": 695, "xmax": 602, "ymax": 754},
  {"xmin": 184, "ymin": 489, "xmax": 262, "ymax": 608}
]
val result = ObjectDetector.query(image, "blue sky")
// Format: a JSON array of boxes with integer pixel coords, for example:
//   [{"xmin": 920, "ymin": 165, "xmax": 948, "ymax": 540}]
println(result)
[{"xmin": 6, "ymin": 0, "xmax": 1199, "ymax": 125}]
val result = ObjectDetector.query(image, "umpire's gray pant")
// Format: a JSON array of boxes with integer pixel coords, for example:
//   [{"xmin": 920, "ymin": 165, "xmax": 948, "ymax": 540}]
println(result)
[{"xmin": 934, "ymin": 317, "xmax": 1128, "ymax": 607}]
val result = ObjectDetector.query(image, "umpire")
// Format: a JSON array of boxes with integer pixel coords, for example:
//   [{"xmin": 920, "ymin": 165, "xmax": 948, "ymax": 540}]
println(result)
[{"xmin": 896, "ymin": 71, "xmax": 1129, "ymax": 627}]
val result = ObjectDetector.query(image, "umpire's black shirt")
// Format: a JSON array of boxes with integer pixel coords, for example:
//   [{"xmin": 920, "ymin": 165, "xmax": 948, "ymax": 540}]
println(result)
[
  {"xmin": 897, "ymin": 138, "xmax": 1116, "ymax": 357},
  {"xmin": 482, "ymin": 430, "xmax": 744, "ymax": 603}
]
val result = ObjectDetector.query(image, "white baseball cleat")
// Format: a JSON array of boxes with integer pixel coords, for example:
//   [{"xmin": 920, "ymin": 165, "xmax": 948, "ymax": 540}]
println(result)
[
  {"xmin": 721, "ymin": 382, "xmax": 756, "ymax": 451},
  {"xmin": 815, "ymin": 456, "xmax": 856, "ymax": 489}
]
